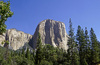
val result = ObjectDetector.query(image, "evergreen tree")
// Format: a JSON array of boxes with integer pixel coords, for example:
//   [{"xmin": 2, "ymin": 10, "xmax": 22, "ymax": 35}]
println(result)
[
  {"xmin": 85, "ymin": 27, "xmax": 90, "ymax": 51},
  {"xmin": 76, "ymin": 25, "xmax": 82, "ymax": 64},
  {"xmin": 26, "ymin": 48, "xmax": 30, "ymax": 59},
  {"xmin": 32, "ymin": 49, "xmax": 35, "ymax": 62},
  {"xmin": 85, "ymin": 27, "xmax": 91, "ymax": 65},
  {"xmin": 76, "ymin": 26, "xmax": 88, "ymax": 65},
  {"xmin": 67, "ymin": 19, "xmax": 79, "ymax": 65},
  {"xmin": 40, "ymin": 60, "xmax": 53, "ymax": 65},
  {"xmin": 35, "ymin": 33, "xmax": 43, "ymax": 65},
  {"xmin": 90, "ymin": 28, "xmax": 99, "ymax": 63},
  {"xmin": 22, "ymin": 48, "xmax": 25, "ymax": 58},
  {"xmin": 76, "ymin": 25, "xmax": 82, "ymax": 47}
]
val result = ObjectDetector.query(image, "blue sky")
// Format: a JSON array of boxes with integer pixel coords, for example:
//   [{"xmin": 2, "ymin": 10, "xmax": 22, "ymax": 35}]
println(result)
[{"xmin": 4, "ymin": 0, "xmax": 100, "ymax": 41}]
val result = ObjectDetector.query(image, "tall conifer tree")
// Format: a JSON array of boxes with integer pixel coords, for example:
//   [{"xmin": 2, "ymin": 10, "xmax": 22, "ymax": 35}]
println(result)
[
  {"xmin": 85, "ymin": 27, "xmax": 91, "ymax": 65},
  {"xmin": 90, "ymin": 28, "xmax": 99, "ymax": 63},
  {"xmin": 76, "ymin": 26, "xmax": 88, "ymax": 65},
  {"xmin": 26, "ymin": 48, "xmax": 30, "ymax": 59},
  {"xmin": 67, "ymin": 18, "xmax": 79, "ymax": 65},
  {"xmin": 35, "ymin": 33, "xmax": 43, "ymax": 65},
  {"xmin": 22, "ymin": 48, "xmax": 25, "ymax": 58}
]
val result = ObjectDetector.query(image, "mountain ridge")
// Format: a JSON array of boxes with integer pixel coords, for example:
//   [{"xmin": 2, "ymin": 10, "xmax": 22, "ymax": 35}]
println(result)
[{"xmin": 0, "ymin": 19, "xmax": 69, "ymax": 51}]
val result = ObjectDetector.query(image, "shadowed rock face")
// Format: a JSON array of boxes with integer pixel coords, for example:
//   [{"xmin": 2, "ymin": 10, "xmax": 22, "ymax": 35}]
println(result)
[
  {"xmin": 31, "ymin": 19, "xmax": 68, "ymax": 51},
  {"xmin": 7, "ymin": 29, "xmax": 32, "ymax": 50},
  {"xmin": 0, "ymin": 19, "xmax": 69, "ymax": 51},
  {"xmin": 0, "ymin": 29, "xmax": 32, "ymax": 50}
]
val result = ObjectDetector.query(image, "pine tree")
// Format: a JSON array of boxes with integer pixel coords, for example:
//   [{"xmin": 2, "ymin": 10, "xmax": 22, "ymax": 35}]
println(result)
[
  {"xmin": 26, "ymin": 48, "xmax": 30, "ymax": 59},
  {"xmin": 35, "ymin": 33, "xmax": 43, "ymax": 65},
  {"xmin": 90, "ymin": 28, "xmax": 99, "ymax": 63},
  {"xmin": 85, "ymin": 27, "xmax": 90, "ymax": 51},
  {"xmin": 76, "ymin": 25, "xmax": 81, "ymax": 47},
  {"xmin": 1, "ymin": 40, "xmax": 9, "ymax": 60},
  {"xmin": 76, "ymin": 25, "xmax": 82, "ymax": 64},
  {"xmin": 84, "ymin": 27, "xmax": 91, "ymax": 65},
  {"xmin": 76, "ymin": 26, "xmax": 88, "ymax": 65},
  {"xmin": 22, "ymin": 48, "xmax": 25, "ymax": 58},
  {"xmin": 67, "ymin": 19, "xmax": 79, "ymax": 65}
]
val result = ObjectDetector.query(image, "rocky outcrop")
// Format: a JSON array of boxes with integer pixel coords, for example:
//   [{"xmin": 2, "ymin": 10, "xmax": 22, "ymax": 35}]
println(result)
[
  {"xmin": 0, "ymin": 19, "xmax": 69, "ymax": 51},
  {"xmin": 0, "ymin": 29, "xmax": 32, "ymax": 50},
  {"xmin": 7, "ymin": 29, "xmax": 32, "ymax": 50},
  {"xmin": 31, "ymin": 19, "xmax": 69, "ymax": 51}
]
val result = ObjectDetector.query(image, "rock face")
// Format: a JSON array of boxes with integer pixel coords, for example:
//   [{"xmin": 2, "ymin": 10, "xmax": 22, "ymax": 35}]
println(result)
[
  {"xmin": 31, "ymin": 19, "xmax": 68, "ymax": 51},
  {"xmin": 0, "ymin": 29, "xmax": 32, "ymax": 50},
  {"xmin": 7, "ymin": 29, "xmax": 32, "ymax": 50},
  {"xmin": 0, "ymin": 19, "xmax": 69, "ymax": 51}
]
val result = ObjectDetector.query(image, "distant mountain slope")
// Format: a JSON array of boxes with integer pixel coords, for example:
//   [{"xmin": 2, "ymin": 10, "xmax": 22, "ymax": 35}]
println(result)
[
  {"xmin": 0, "ymin": 19, "xmax": 69, "ymax": 51},
  {"xmin": 0, "ymin": 29, "xmax": 32, "ymax": 50}
]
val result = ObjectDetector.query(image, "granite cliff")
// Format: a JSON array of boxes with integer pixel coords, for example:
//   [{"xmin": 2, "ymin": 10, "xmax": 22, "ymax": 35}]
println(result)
[
  {"xmin": 31, "ymin": 19, "xmax": 69, "ymax": 51},
  {"xmin": 0, "ymin": 29, "xmax": 32, "ymax": 50},
  {"xmin": 0, "ymin": 19, "xmax": 69, "ymax": 51}
]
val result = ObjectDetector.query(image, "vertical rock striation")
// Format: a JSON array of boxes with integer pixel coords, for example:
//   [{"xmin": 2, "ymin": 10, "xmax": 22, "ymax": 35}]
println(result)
[
  {"xmin": 31, "ymin": 19, "xmax": 69, "ymax": 51},
  {"xmin": 0, "ymin": 29, "xmax": 32, "ymax": 50},
  {"xmin": 0, "ymin": 19, "xmax": 69, "ymax": 51},
  {"xmin": 7, "ymin": 29, "xmax": 32, "ymax": 50}
]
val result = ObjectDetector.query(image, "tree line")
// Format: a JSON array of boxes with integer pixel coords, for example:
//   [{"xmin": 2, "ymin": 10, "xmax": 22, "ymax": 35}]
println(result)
[
  {"xmin": 0, "ymin": 19, "xmax": 100, "ymax": 65},
  {"xmin": 0, "ymin": 1, "xmax": 100, "ymax": 65},
  {"xmin": 67, "ymin": 18, "xmax": 100, "ymax": 65}
]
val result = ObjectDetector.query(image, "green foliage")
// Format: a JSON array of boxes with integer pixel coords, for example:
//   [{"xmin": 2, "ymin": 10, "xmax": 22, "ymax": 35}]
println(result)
[
  {"xmin": 35, "ymin": 33, "xmax": 43, "ymax": 64},
  {"xmin": 42, "ymin": 44, "xmax": 68, "ymax": 65},
  {"xmin": 0, "ymin": 43, "xmax": 68, "ymax": 65},
  {"xmin": 90, "ymin": 28, "xmax": 99, "ymax": 63},
  {"xmin": 22, "ymin": 48, "xmax": 25, "ymax": 57},
  {"xmin": 82, "ymin": 58, "xmax": 88, "ymax": 65},
  {"xmin": 26, "ymin": 48, "xmax": 30, "ymax": 59},
  {"xmin": 76, "ymin": 25, "xmax": 88, "ymax": 65},
  {"xmin": 0, "ymin": 9, "xmax": 99, "ymax": 65},
  {"xmin": 0, "ymin": 27, "xmax": 100, "ymax": 65},
  {"xmin": 1, "ymin": 40, "xmax": 9, "ymax": 45},
  {"xmin": 68, "ymin": 19, "xmax": 80, "ymax": 65},
  {"xmin": 40, "ymin": 60, "xmax": 53, "ymax": 65},
  {"xmin": 85, "ymin": 27, "xmax": 91, "ymax": 65},
  {"xmin": 0, "ymin": 46, "xmax": 35, "ymax": 65},
  {"xmin": 0, "ymin": 1, "xmax": 13, "ymax": 34}
]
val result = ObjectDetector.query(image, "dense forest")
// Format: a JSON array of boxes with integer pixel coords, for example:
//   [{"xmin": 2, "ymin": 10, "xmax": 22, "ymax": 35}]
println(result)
[{"xmin": 0, "ymin": 1, "xmax": 100, "ymax": 65}]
